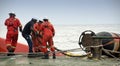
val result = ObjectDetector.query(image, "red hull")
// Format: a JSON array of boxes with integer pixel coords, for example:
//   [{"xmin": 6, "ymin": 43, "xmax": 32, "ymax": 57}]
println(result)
[
  {"xmin": 0, "ymin": 37, "xmax": 63, "ymax": 56},
  {"xmin": 0, "ymin": 37, "xmax": 28, "ymax": 52}
]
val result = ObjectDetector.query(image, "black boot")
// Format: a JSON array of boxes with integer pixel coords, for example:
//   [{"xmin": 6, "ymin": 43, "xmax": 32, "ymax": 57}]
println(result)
[
  {"xmin": 53, "ymin": 52, "xmax": 56, "ymax": 59},
  {"xmin": 28, "ymin": 52, "xmax": 36, "ymax": 58},
  {"xmin": 7, "ymin": 47, "xmax": 15, "ymax": 56},
  {"xmin": 7, "ymin": 52, "xmax": 15, "ymax": 56},
  {"xmin": 42, "ymin": 52, "xmax": 49, "ymax": 59}
]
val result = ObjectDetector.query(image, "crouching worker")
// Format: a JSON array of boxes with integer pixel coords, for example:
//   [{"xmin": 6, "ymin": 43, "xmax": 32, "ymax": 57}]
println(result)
[
  {"xmin": 32, "ymin": 20, "xmax": 43, "ymax": 53},
  {"xmin": 4, "ymin": 12, "xmax": 22, "ymax": 56},
  {"xmin": 22, "ymin": 18, "xmax": 37, "ymax": 57},
  {"xmin": 41, "ymin": 18, "xmax": 56, "ymax": 59}
]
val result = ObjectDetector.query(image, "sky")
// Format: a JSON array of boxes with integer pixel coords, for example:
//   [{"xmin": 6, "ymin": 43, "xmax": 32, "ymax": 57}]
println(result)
[{"xmin": 0, "ymin": 0, "xmax": 120, "ymax": 25}]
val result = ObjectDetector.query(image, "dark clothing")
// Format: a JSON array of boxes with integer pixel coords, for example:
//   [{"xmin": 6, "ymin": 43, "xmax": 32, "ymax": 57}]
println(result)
[
  {"xmin": 22, "ymin": 34, "xmax": 33, "ymax": 52},
  {"xmin": 22, "ymin": 20, "xmax": 36, "ymax": 53},
  {"xmin": 22, "ymin": 21, "xmax": 35, "ymax": 35}
]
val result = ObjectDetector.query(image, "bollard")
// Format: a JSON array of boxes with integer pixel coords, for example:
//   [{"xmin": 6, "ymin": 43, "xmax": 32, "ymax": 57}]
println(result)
[{"xmin": 91, "ymin": 39, "xmax": 102, "ymax": 59}]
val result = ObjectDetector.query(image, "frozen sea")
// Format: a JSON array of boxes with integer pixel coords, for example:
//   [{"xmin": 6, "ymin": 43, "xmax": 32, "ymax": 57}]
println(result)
[{"xmin": 0, "ymin": 24, "xmax": 120, "ymax": 51}]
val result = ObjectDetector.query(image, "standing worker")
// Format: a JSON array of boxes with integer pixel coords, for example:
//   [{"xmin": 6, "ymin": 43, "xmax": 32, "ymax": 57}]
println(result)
[
  {"xmin": 4, "ymin": 12, "xmax": 22, "ymax": 56},
  {"xmin": 41, "ymin": 18, "xmax": 56, "ymax": 59},
  {"xmin": 22, "ymin": 18, "xmax": 37, "ymax": 57}
]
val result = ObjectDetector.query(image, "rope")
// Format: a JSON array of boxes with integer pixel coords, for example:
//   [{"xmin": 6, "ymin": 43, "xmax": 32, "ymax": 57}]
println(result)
[
  {"xmin": 31, "ymin": 29, "xmax": 87, "ymax": 57},
  {"xmin": 79, "ymin": 42, "xmax": 120, "ymax": 54},
  {"xmin": 54, "ymin": 47, "xmax": 87, "ymax": 57},
  {"xmin": 34, "ymin": 33, "xmax": 87, "ymax": 57},
  {"xmin": 78, "ymin": 30, "xmax": 120, "ymax": 60},
  {"xmin": 79, "ymin": 42, "xmax": 120, "ymax": 60},
  {"xmin": 0, "ymin": 49, "xmax": 87, "ymax": 57},
  {"xmin": 102, "ymin": 48, "xmax": 120, "ymax": 60}
]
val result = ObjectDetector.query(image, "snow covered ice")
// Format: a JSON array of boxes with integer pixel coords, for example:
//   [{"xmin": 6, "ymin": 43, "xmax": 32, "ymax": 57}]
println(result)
[{"xmin": 0, "ymin": 24, "xmax": 120, "ymax": 51}]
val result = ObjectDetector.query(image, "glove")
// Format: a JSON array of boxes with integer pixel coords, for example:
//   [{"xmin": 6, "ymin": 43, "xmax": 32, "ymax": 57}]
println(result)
[
  {"xmin": 35, "ymin": 31, "xmax": 39, "ymax": 36},
  {"xmin": 38, "ymin": 34, "xmax": 42, "ymax": 38},
  {"xmin": 35, "ymin": 31, "xmax": 43, "ymax": 38},
  {"xmin": 53, "ymin": 32, "xmax": 55, "ymax": 36},
  {"xmin": 19, "ymin": 27, "xmax": 22, "ymax": 32}
]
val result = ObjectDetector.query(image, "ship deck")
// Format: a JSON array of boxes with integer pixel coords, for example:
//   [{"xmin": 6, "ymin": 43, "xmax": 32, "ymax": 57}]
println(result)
[{"xmin": 0, "ymin": 54, "xmax": 120, "ymax": 66}]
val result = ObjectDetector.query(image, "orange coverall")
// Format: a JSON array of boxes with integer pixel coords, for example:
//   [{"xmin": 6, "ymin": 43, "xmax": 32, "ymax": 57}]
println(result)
[
  {"xmin": 5, "ymin": 17, "xmax": 22, "ymax": 52},
  {"xmin": 32, "ymin": 22, "xmax": 43, "ymax": 52},
  {"xmin": 41, "ymin": 21, "xmax": 55, "ymax": 54}
]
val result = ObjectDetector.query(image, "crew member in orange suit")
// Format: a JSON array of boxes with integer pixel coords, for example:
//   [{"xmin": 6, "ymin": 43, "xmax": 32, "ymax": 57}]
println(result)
[
  {"xmin": 4, "ymin": 12, "xmax": 22, "ymax": 56},
  {"xmin": 41, "ymin": 18, "xmax": 56, "ymax": 59},
  {"xmin": 32, "ymin": 20, "xmax": 43, "ymax": 52}
]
